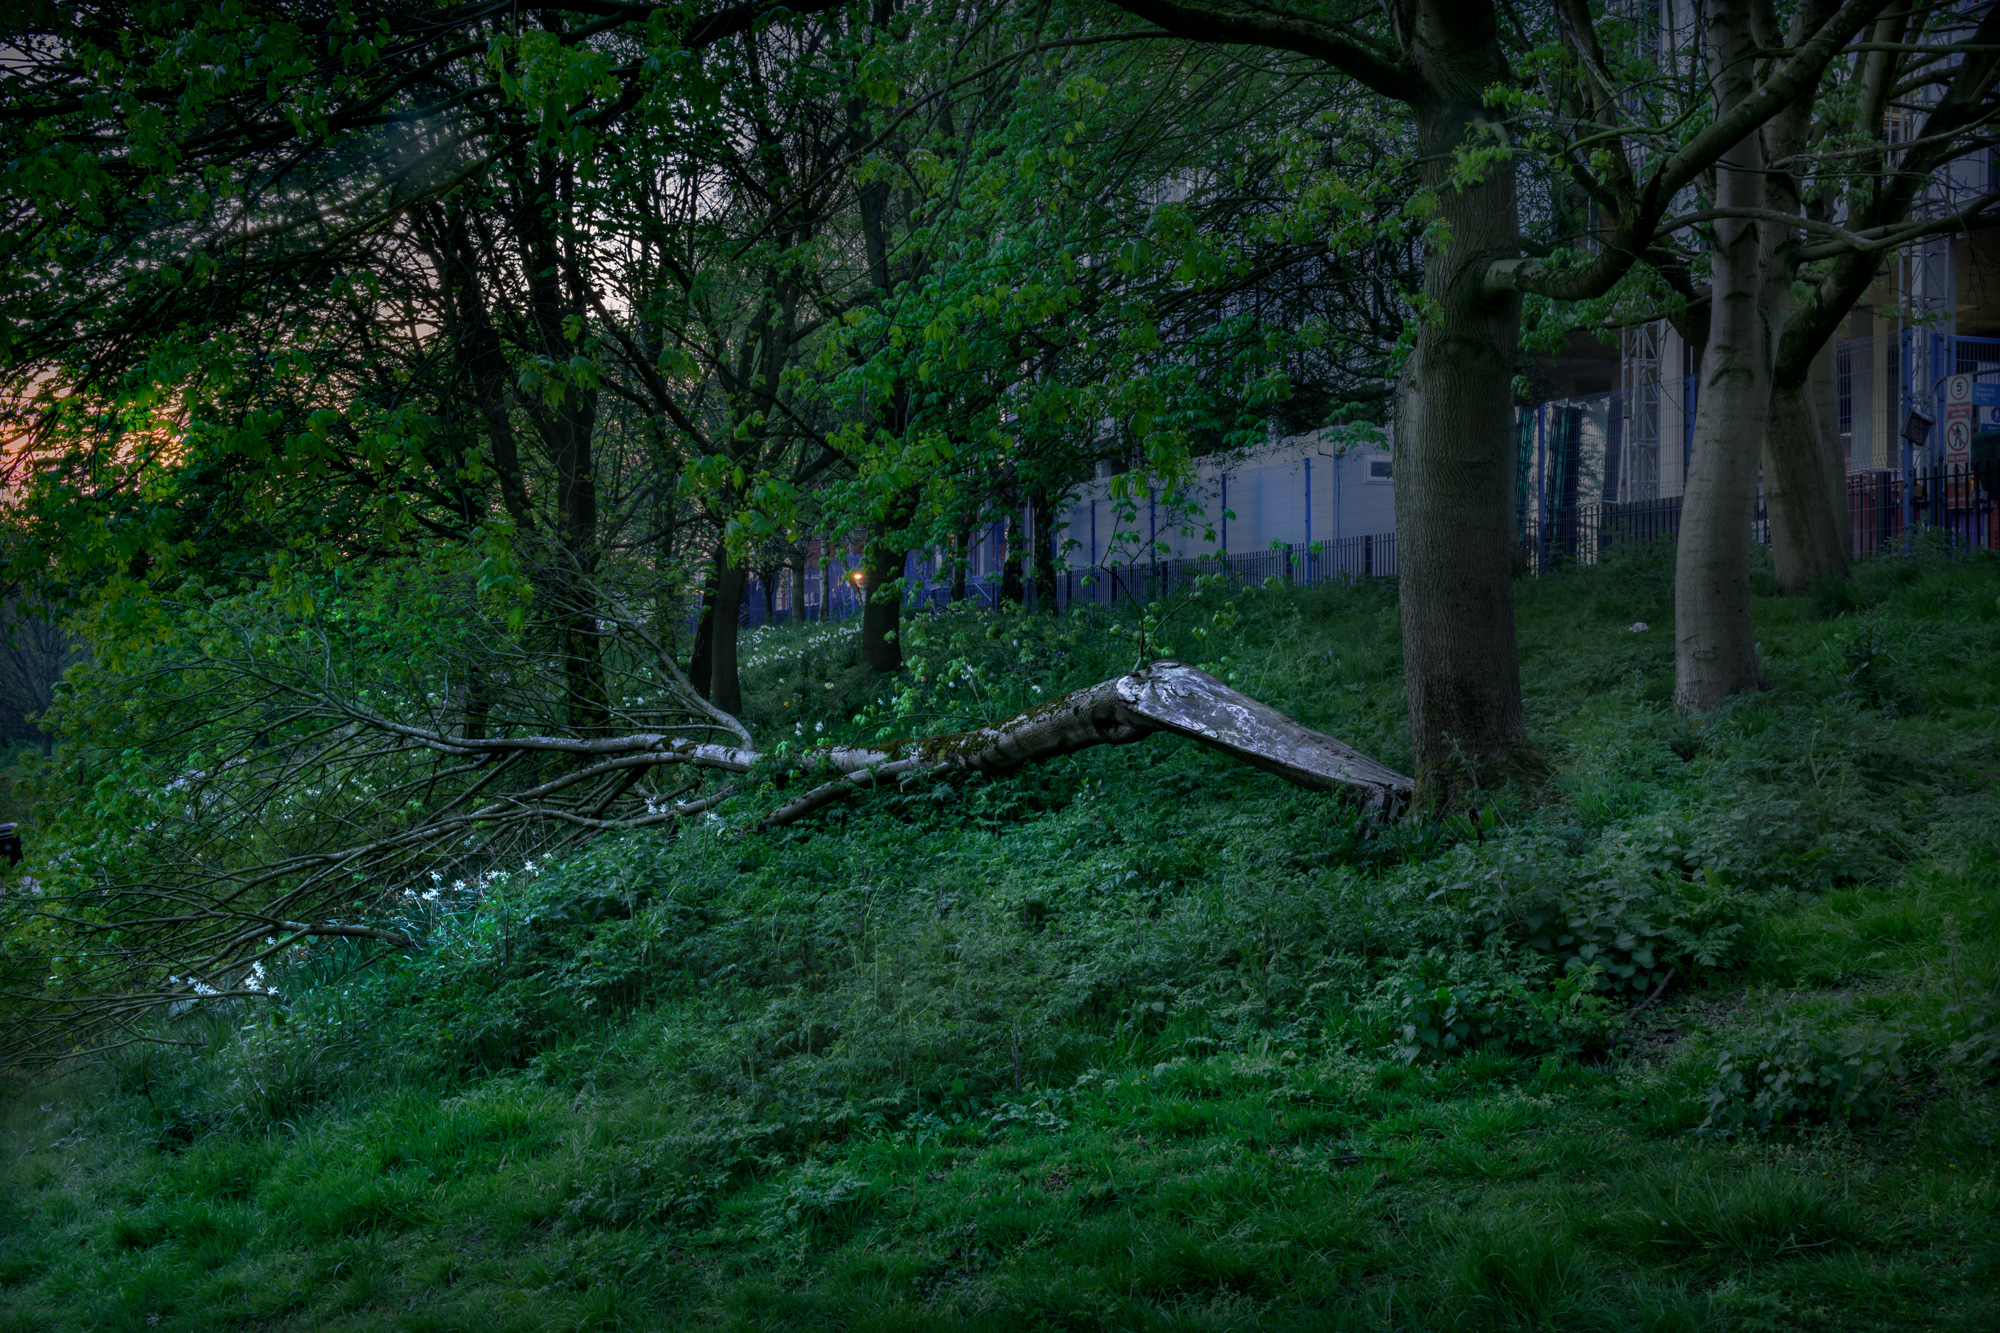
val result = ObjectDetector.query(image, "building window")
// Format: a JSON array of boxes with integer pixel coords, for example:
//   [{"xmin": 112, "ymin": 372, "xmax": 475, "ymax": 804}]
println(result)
[{"xmin": 1367, "ymin": 457, "xmax": 1392, "ymax": 481}]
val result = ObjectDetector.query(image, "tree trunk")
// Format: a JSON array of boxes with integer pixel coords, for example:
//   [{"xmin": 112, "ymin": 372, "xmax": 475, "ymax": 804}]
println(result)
[
  {"xmin": 1393, "ymin": 10, "xmax": 1541, "ymax": 805},
  {"xmin": 1030, "ymin": 488, "xmax": 1059, "ymax": 613},
  {"xmin": 687, "ymin": 556, "xmax": 717, "ymax": 698},
  {"xmin": 514, "ymin": 155, "xmax": 605, "ymax": 736},
  {"xmin": 1674, "ymin": 6, "xmax": 1773, "ymax": 714},
  {"xmin": 32, "ymin": 656, "xmax": 1416, "ymax": 1061},
  {"xmin": 791, "ymin": 562, "xmax": 808, "ymax": 624},
  {"xmin": 708, "ymin": 550, "xmax": 749, "ymax": 716},
  {"xmin": 461, "ymin": 674, "xmax": 491, "ymax": 742},
  {"xmin": 1756, "ymin": 2, "xmax": 1850, "ymax": 598},
  {"xmin": 952, "ymin": 527, "xmax": 971, "ymax": 602},
  {"xmin": 1763, "ymin": 343, "xmax": 1850, "ymax": 594},
  {"xmin": 439, "ymin": 203, "xmax": 536, "ymax": 536},
  {"xmin": 859, "ymin": 542, "xmax": 908, "ymax": 672},
  {"xmin": 558, "ymin": 555, "xmax": 606, "ymax": 738},
  {"xmin": 764, "ymin": 661, "xmax": 1414, "ymax": 826},
  {"xmin": 999, "ymin": 516, "xmax": 1025, "ymax": 605}
]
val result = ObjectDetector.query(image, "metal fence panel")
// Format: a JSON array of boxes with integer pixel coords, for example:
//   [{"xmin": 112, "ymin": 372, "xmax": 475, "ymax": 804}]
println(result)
[
  {"xmin": 1052, "ymin": 532, "xmax": 1398, "ymax": 612},
  {"xmin": 1515, "ymin": 461, "xmax": 2000, "ymax": 574},
  {"xmin": 737, "ymin": 454, "xmax": 2000, "ymax": 631}
]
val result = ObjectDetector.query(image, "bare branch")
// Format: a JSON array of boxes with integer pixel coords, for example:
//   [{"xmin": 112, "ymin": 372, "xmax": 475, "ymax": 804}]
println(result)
[{"xmin": 0, "ymin": 653, "xmax": 1408, "ymax": 1070}]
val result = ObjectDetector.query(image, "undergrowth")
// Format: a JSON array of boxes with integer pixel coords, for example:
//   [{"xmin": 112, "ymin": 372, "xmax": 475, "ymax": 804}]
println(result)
[{"xmin": 2, "ymin": 544, "xmax": 1997, "ymax": 1331}]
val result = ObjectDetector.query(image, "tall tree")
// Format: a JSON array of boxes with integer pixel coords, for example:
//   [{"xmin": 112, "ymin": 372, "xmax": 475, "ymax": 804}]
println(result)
[
  {"xmin": 1758, "ymin": 3, "xmax": 2000, "ymax": 594},
  {"xmin": 801, "ymin": 14, "xmax": 1409, "ymax": 649},
  {"xmin": 1674, "ymin": 3, "xmax": 1779, "ymax": 713},
  {"xmin": 1620, "ymin": 2, "xmax": 2000, "ymax": 707},
  {"xmin": 1101, "ymin": 0, "xmax": 1888, "ymax": 799}
]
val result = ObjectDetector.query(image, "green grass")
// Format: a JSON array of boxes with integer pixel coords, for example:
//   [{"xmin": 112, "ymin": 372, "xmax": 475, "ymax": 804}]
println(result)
[{"xmin": 3, "ymin": 544, "xmax": 1999, "ymax": 1330}]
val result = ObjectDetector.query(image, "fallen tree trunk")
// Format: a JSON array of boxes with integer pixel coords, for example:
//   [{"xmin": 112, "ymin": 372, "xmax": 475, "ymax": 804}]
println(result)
[
  {"xmin": 0, "ymin": 659, "xmax": 1408, "ymax": 1067},
  {"xmin": 767, "ymin": 662, "xmax": 1412, "ymax": 825},
  {"xmin": 354, "ymin": 660, "xmax": 1412, "ymax": 824}
]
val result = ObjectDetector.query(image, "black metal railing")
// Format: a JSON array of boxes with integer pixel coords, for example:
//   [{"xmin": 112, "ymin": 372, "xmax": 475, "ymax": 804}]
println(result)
[
  {"xmin": 1845, "ymin": 461, "xmax": 2000, "ymax": 558},
  {"xmin": 1053, "ymin": 532, "xmax": 1397, "ymax": 612},
  {"xmin": 744, "ymin": 461, "xmax": 2000, "ymax": 628},
  {"xmin": 1516, "ymin": 462, "xmax": 2000, "ymax": 574},
  {"xmin": 736, "ymin": 533, "xmax": 1400, "ymax": 625},
  {"xmin": 1520, "ymin": 494, "xmax": 1694, "ymax": 573}
]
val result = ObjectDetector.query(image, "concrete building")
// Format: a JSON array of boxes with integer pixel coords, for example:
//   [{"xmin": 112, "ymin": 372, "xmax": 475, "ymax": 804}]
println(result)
[{"xmin": 1052, "ymin": 428, "xmax": 1395, "ymax": 575}]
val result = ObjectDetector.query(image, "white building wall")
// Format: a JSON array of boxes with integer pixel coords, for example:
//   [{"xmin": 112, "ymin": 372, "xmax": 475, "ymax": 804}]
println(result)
[
  {"xmin": 1057, "ymin": 428, "xmax": 1396, "ymax": 570},
  {"xmin": 1660, "ymin": 323, "xmax": 1691, "ymax": 499}
]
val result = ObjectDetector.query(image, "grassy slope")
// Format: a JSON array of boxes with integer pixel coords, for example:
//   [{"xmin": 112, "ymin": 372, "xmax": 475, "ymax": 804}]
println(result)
[{"xmin": 2, "ymin": 548, "xmax": 1997, "ymax": 1332}]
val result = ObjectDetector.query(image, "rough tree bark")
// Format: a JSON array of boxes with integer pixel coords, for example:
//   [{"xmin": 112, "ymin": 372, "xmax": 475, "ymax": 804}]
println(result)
[
  {"xmin": 1391, "ymin": 6, "xmax": 1541, "ymax": 800},
  {"xmin": 1754, "ymin": 0, "xmax": 1849, "ymax": 596},
  {"xmin": 1109, "ymin": 0, "xmax": 1884, "ymax": 802},
  {"xmin": 858, "ymin": 541, "xmax": 909, "ymax": 672},
  {"xmin": 436, "ymin": 201, "xmax": 537, "ymax": 536},
  {"xmin": 1763, "ymin": 345, "xmax": 1849, "ymax": 594},
  {"xmin": 999, "ymin": 514, "xmax": 1025, "ymax": 606},
  {"xmin": 1674, "ymin": 6, "xmax": 1774, "ymax": 713},
  {"xmin": 1030, "ymin": 486, "xmax": 1060, "ymax": 613},
  {"xmin": 4, "ymin": 654, "xmax": 1412, "ymax": 1064},
  {"xmin": 708, "ymin": 549, "xmax": 749, "ymax": 715},
  {"xmin": 763, "ymin": 662, "xmax": 1413, "ymax": 824},
  {"xmin": 515, "ymin": 154, "xmax": 608, "ymax": 736},
  {"xmin": 687, "ymin": 552, "xmax": 718, "ymax": 697}
]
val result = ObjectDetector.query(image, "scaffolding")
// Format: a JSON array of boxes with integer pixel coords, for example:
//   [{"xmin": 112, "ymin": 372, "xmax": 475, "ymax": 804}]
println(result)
[{"xmin": 1620, "ymin": 321, "xmax": 1663, "ymax": 501}]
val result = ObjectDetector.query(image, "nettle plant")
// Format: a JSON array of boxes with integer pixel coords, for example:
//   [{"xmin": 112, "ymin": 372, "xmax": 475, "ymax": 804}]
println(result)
[
  {"xmin": 1452, "ymin": 824, "xmax": 1760, "ymax": 1002},
  {"xmin": 1699, "ymin": 1020, "xmax": 1907, "ymax": 1136},
  {"xmin": 1378, "ymin": 949, "xmax": 1617, "ymax": 1066}
]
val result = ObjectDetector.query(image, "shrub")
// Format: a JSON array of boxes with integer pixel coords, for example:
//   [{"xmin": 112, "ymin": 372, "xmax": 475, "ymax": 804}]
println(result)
[
  {"xmin": 1944, "ymin": 998, "xmax": 2000, "ymax": 1073},
  {"xmin": 1378, "ymin": 952, "xmax": 1617, "ymax": 1065},
  {"xmin": 1467, "ymin": 863, "xmax": 1751, "ymax": 1000},
  {"xmin": 756, "ymin": 1162, "xmax": 881, "ymax": 1238},
  {"xmin": 1834, "ymin": 621, "xmax": 1905, "ymax": 711},
  {"xmin": 1697, "ymin": 1021, "xmax": 1906, "ymax": 1135}
]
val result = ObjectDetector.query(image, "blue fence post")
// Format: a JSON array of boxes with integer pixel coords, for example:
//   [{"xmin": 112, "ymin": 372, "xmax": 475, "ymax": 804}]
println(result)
[
  {"xmin": 1148, "ymin": 487, "xmax": 1157, "ymax": 591},
  {"xmin": 1901, "ymin": 328, "xmax": 1915, "ymax": 540},
  {"xmin": 1536, "ymin": 403, "xmax": 1549, "ymax": 573},
  {"xmin": 1935, "ymin": 327, "xmax": 1953, "ymax": 535}
]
